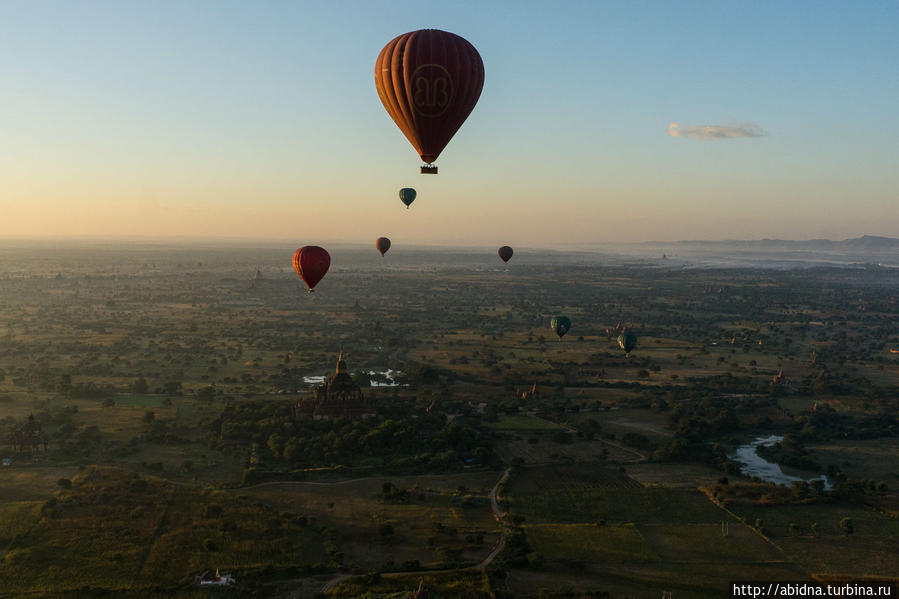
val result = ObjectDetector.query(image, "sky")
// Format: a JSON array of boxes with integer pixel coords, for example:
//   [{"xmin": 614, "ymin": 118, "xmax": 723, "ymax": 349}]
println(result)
[{"xmin": 1, "ymin": 0, "xmax": 897, "ymax": 246}]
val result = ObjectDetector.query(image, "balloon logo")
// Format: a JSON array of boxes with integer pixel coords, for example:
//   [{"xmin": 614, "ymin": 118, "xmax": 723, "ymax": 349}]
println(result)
[
  {"xmin": 375, "ymin": 29, "xmax": 485, "ymax": 169},
  {"xmin": 498, "ymin": 246, "xmax": 513, "ymax": 264},
  {"xmin": 411, "ymin": 64, "xmax": 454, "ymax": 117},
  {"xmin": 292, "ymin": 246, "xmax": 330, "ymax": 292},
  {"xmin": 375, "ymin": 237, "xmax": 391, "ymax": 256}
]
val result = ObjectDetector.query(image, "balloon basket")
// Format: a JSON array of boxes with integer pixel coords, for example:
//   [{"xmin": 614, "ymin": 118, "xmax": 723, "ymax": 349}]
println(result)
[{"xmin": 420, "ymin": 165, "xmax": 438, "ymax": 174}]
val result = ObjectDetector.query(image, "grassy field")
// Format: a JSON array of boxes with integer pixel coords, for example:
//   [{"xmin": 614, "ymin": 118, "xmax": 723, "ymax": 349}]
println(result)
[
  {"xmin": 570, "ymin": 407, "xmax": 672, "ymax": 442},
  {"xmin": 0, "ymin": 466, "xmax": 327, "ymax": 594},
  {"xmin": 726, "ymin": 501, "xmax": 899, "ymax": 578},
  {"xmin": 483, "ymin": 415, "xmax": 565, "ymax": 432},
  {"xmin": 239, "ymin": 472, "xmax": 502, "ymax": 571},
  {"xmin": 0, "ymin": 501, "xmax": 42, "ymax": 556},
  {"xmin": 505, "ymin": 562, "xmax": 811, "ymax": 599},
  {"xmin": 525, "ymin": 523, "xmax": 659, "ymax": 562},
  {"xmin": 806, "ymin": 437, "xmax": 899, "ymax": 483},
  {"xmin": 0, "ymin": 466, "xmax": 81, "ymax": 501},
  {"xmin": 327, "ymin": 569, "xmax": 493, "ymax": 598},
  {"xmin": 495, "ymin": 436, "xmax": 628, "ymax": 465},
  {"xmin": 636, "ymin": 522, "xmax": 783, "ymax": 562},
  {"xmin": 507, "ymin": 464, "xmax": 727, "ymax": 525},
  {"xmin": 625, "ymin": 462, "xmax": 725, "ymax": 487}
]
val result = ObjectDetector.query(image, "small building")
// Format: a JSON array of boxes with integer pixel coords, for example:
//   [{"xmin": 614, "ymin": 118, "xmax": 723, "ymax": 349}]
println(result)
[
  {"xmin": 294, "ymin": 353, "xmax": 376, "ymax": 420},
  {"xmin": 410, "ymin": 578, "xmax": 429, "ymax": 599},
  {"xmin": 518, "ymin": 382, "xmax": 539, "ymax": 401},
  {"xmin": 197, "ymin": 569, "xmax": 235, "ymax": 586},
  {"xmin": 771, "ymin": 370, "xmax": 791, "ymax": 387}
]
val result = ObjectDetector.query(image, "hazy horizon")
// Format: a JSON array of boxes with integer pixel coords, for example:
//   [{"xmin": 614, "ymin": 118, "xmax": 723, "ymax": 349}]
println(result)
[{"xmin": 0, "ymin": 232, "xmax": 896, "ymax": 248}]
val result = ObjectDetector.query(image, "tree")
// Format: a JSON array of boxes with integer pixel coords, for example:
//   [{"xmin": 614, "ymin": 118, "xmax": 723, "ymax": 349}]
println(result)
[
  {"xmin": 132, "ymin": 377, "xmax": 149, "ymax": 394},
  {"xmin": 378, "ymin": 523, "xmax": 395, "ymax": 537},
  {"xmin": 282, "ymin": 438, "xmax": 301, "ymax": 465},
  {"xmin": 840, "ymin": 518, "xmax": 854, "ymax": 535},
  {"xmin": 162, "ymin": 381, "xmax": 182, "ymax": 396},
  {"xmin": 267, "ymin": 433, "xmax": 284, "ymax": 458},
  {"xmin": 57, "ymin": 374, "xmax": 72, "ymax": 396}
]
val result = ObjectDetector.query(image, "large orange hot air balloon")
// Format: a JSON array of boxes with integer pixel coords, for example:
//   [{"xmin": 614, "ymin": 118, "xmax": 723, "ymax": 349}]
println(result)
[
  {"xmin": 375, "ymin": 237, "xmax": 391, "ymax": 256},
  {"xmin": 375, "ymin": 29, "xmax": 485, "ymax": 174},
  {"xmin": 498, "ymin": 246, "xmax": 513, "ymax": 263},
  {"xmin": 292, "ymin": 246, "xmax": 330, "ymax": 292}
]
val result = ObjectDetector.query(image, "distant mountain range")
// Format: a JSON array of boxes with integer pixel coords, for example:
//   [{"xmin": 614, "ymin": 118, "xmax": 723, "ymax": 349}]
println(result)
[{"xmin": 651, "ymin": 235, "xmax": 899, "ymax": 251}]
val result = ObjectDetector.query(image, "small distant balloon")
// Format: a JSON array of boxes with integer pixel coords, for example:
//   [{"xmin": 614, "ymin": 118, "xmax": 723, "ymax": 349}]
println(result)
[
  {"xmin": 375, "ymin": 237, "xmax": 391, "ymax": 256},
  {"xmin": 292, "ymin": 246, "xmax": 330, "ymax": 292},
  {"xmin": 551, "ymin": 316, "xmax": 571, "ymax": 340},
  {"xmin": 399, "ymin": 188, "xmax": 417, "ymax": 209},
  {"xmin": 498, "ymin": 246, "xmax": 513, "ymax": 264},
  {"xmin": 617, "ymin": 333, "xmax": 638, "ymax": 355}
]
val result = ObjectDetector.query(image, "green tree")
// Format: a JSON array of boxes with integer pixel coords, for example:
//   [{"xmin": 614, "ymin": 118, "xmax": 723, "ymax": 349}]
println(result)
[
  {"xmin": 840, "ymin": 518, "xmax": 854, "ymax": 535},
  {"xmin": 267, "ymin": 433, "xmax": 284, "ymax": 458},
  {"xmin": 132, "ymin": 377, "xmax": 149, "ymax": 394},
  {"xmin": 162, "ymin": 381, "xmax": 182, "ymax": 396},
  {"xmin": 378, "ymin": 522, "xmax": 395, "ymax": 537}
]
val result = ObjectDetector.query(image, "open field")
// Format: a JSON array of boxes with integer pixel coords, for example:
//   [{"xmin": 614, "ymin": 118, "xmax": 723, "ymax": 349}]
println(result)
[
  {"xmin": 806, "ymin": 438, "xmax": 899, "ymax": 483},
  {"xmin": 240, "ymin": 473, "xmax": 502, "ymax": 571},
  {"xmin": 0, "ymin": 467, "xmax": 327, "ymax": 594},
  {"xmin": 525, "ymin": 523, "xmax": 658, "ymax": 562},
  {"xmin": 327, "ymin": 569, "xmax": 493, "ymax": 598},
  {"xmin": 625, "ymin": 462, "xmax": 726, "ymax": 487},
  {"xmin": 507, "ymin": 464, "xmax": 726, "ymax": 525},
  {"xmin": 505, "ymin": 562, "xmax": 811, "ymax": 599},
  {"xmin": 0, "ymin": 466, "xmax": 81, "ymax": 501}
]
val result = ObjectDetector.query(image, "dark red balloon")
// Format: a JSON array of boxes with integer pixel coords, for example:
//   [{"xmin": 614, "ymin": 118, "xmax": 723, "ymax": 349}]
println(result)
[
  {"xmin": 375, "ymin": 29, "xmax": 485, "ymax": 165},
  {"xmin": 498, "ymin": 246, "xmax": 513, "ymax": 263},
  {"xmin": 375, "ymin": 237, "xmax": 391, "ymax": 256},
  {"xmin": 292, "ymin": 246, "xmax": 330, "ymax": 291}
]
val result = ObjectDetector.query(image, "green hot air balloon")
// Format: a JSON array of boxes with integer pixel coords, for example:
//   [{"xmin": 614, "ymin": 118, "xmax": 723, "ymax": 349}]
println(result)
[
  {"xmin": 617, "ymin": 333, "xmax": 638, "ymax": 355},
  {"xmin": 550, "ymin": 316, "xmax": 571, "ymax": 340},
  {"xmin": 399, "ymin": 188, "xmax": 416, "ymax": 209}
]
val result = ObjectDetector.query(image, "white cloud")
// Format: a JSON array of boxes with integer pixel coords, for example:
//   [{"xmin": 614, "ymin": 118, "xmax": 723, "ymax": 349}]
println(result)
[{"xmin": 667, "ymin": 122, "xmax": 765, "ymax": 140}]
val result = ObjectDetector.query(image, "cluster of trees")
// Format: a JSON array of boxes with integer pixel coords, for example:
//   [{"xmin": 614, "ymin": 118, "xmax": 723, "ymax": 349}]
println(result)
[{"xmin": 211, "ymin": 402, "xmax": 496, "ymax": 476}]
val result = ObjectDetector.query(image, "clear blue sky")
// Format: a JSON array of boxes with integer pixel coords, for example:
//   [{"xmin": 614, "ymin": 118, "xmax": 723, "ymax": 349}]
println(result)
[{"xmin": 1, "ymin": 0, "xmax": 896, "ymax": 245}]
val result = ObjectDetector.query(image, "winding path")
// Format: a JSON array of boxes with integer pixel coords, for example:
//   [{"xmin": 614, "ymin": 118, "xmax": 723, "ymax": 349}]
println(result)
[{"xmin": 318, "ymin": 467, "xmax": 512, "ymax": 595}]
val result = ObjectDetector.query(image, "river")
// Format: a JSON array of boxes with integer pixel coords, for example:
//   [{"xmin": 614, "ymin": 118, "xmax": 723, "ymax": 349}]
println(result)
[{"xmin": 731, "ymin": 435, "xmax": 832, "ymax": 490}]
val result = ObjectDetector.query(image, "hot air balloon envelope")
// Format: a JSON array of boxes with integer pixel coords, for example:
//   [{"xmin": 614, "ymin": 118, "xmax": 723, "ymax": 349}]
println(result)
[
  {"xmin": 498, "ymin": 246, "xmax": 513, "ymax": 263},
  {"xmin": 551, "ymin": 316, "xmax": 571, "ymax": 339},
  {"xmin": 375, "ymin": 29, "xmax": 485, "ymax": 171},
  {"xmin": 292, "ymin": 246, "xmax": 330, "ymax": 291},
  {"xmin": 375, "ymin": 237, "xmax": 391, "ymax": 256},
  {"xmin": 618, "ymin": 333, "xmax": 638, "ymax": 354},
  {"xmin": 399, "ymin": 188, "xmax": 417, "ymax": 208}
]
